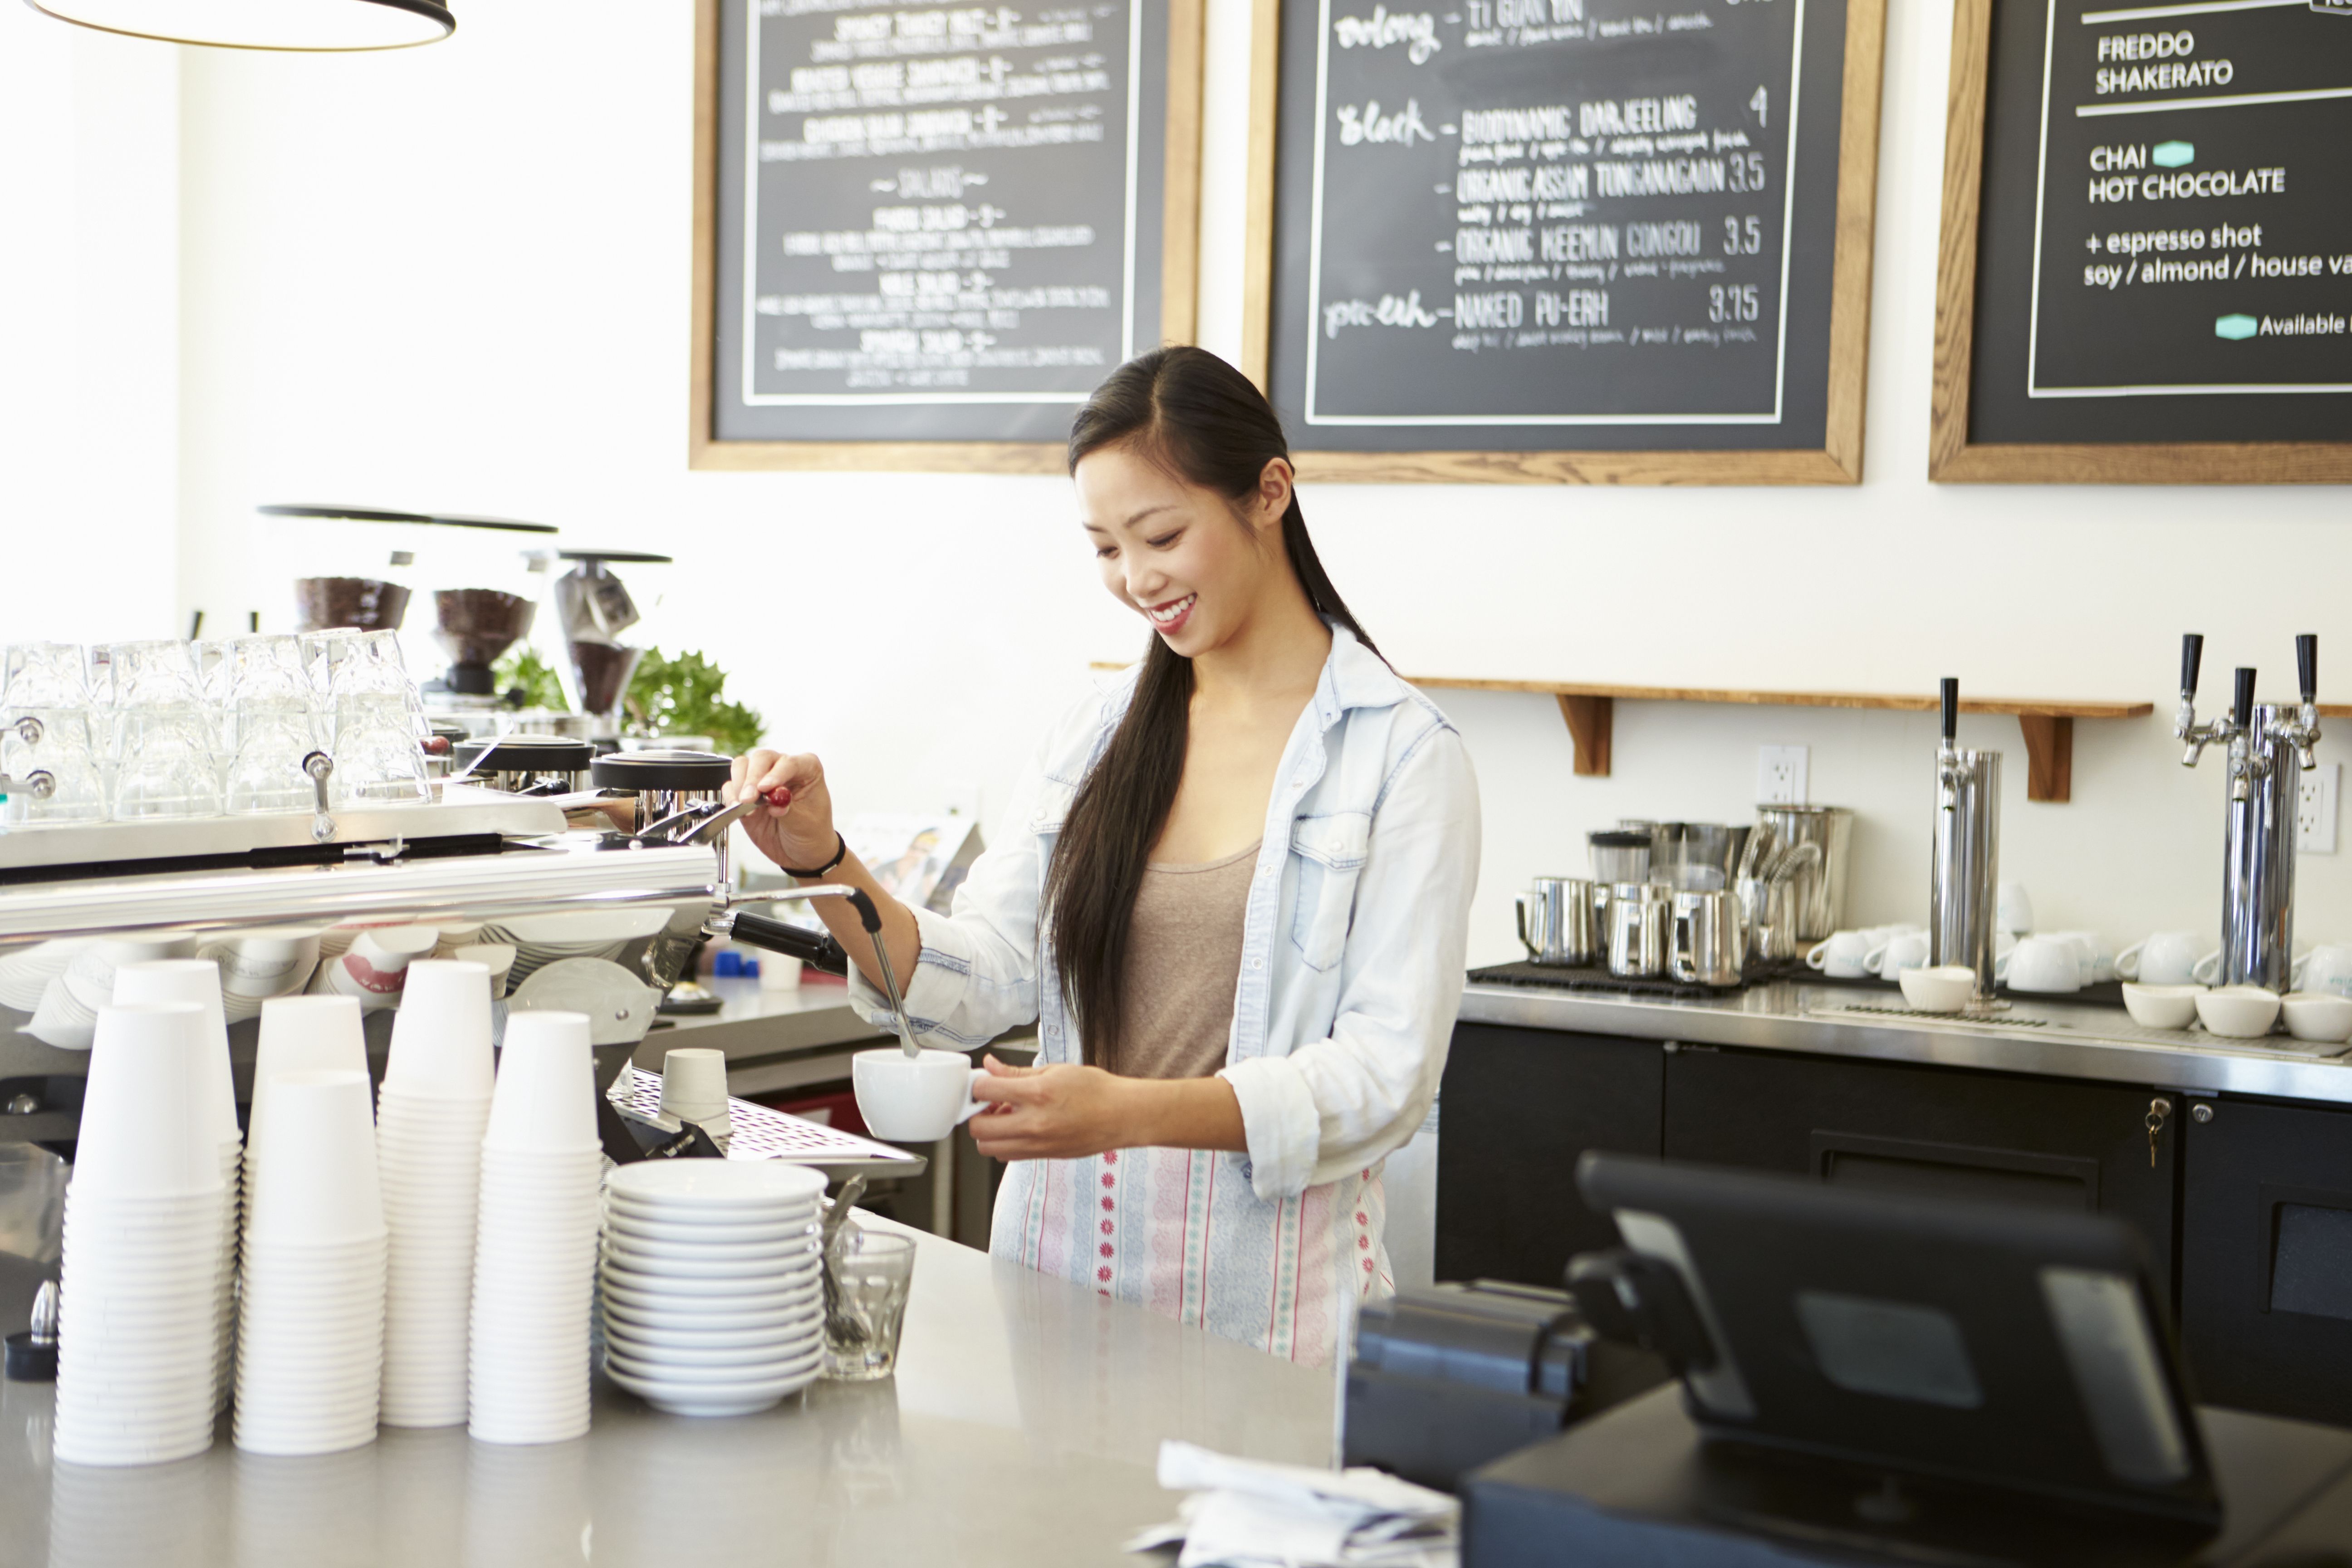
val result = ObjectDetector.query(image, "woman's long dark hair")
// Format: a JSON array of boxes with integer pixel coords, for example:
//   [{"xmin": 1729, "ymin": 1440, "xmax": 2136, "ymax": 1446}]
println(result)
[{"xmin": 1044, "ymin": 346, "xmax": 1376, "ymax": 1072}]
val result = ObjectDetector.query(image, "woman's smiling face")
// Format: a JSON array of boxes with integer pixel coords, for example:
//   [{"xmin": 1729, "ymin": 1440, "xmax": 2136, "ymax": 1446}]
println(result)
[{"xmin": 1075, "ymin": 439, "xmax": 1288, "ymax": 657}]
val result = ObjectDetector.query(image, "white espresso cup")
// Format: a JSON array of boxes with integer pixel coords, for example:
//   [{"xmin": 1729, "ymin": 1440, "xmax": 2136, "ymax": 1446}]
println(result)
[
  {"xmin": 2042, "ymin": 930, "xmax": 2114, "ymax": 984},
  {"xmin": 1868, "ymin": 931, "xmax": 1932, "ymax": 979},
  {"xmin": 1997, "ymin": 882, "xmax": 2034, "ymax": 936},
  {"xmin": 1805, "ymin": 930, "xmax": 1876, "ymax": 979},
  {"xmin": 853, "ymin": 1047, "xmax": 988, "ymax": 1143},
  {"xmin": 2117, "ymin": 931, "xmax": 2205, "ymax": 986},
  {"xmin": 1999, "ymin": 935, "xmax": 2084, "ymax": 994},
  {"xmin": 2294, "ymin": 943, "xmax": 2352, "ymax": 999}
]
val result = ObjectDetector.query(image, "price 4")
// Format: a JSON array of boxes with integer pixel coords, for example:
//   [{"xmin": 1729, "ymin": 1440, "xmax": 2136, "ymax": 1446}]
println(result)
[{"xmin": 1709, "ymin": 284, "xmax": 1760, "ymax": 323}]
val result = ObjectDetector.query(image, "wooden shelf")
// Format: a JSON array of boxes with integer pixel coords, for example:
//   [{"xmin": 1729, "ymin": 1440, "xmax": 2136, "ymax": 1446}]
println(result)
[
  {"xmin": 1411, "ymin": 680, "xmax": 2152, "ymax": 804},
  {"xmin": 1088, "ymin": 664, "xmax": 2158, "ymax": 804}
]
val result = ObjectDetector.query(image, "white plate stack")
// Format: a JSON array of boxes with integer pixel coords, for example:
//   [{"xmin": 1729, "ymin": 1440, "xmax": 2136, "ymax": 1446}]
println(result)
[
  {"xmin": 376, "ymin": 960, "xmax": 495, "ymax": 1428},
  {"xmin": 110, "ymin": 959, "xmax": 243, "ymax": 1413},
  {"xmin": 469, "ymin": 1010, "xmax": 602, "ymax": 1445},
  {"xmin": 598, "ymin": 1161, "xmax": 827, "ymax": 1417},
  {"xmin": 233, "ymin": 1067, "xmax": 387, "ymax": 1456},
  {"xmin": 53, "ymin": 1001, "xmax": 228, "ymax": 1466}
]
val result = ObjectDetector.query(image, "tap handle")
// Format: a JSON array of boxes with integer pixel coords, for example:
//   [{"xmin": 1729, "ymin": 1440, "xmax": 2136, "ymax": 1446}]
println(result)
[
  {"xmin": 2298, "ymin": 634, "xmax": 2318, "ymax": 706},
  {"xmin": 1940, "ymin": 678, "xmax": 1958, "ymax": 744},
  {"xmin": 2181, "ymin": 633, "xmax": 2204, "ymax": 698},
  {"xmin": 2234, "ymin": 667, "xmax": 2256, "ymax": 728}
]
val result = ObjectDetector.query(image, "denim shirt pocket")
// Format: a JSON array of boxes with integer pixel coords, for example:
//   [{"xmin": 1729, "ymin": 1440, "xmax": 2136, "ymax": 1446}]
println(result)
[
  {"xmin": 1289, "ymin": 810, "xmax": 1372, "ymax": 972},
  {"xmin": 1027, "ymin": 776, "xmax": 1079, "ymax": 838}
]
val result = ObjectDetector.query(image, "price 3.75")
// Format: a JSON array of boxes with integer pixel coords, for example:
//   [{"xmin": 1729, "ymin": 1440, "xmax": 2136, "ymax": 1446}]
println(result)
[{"xmin": 1708, "ymin": 284, "xmax": 1761, "ymax": 323}]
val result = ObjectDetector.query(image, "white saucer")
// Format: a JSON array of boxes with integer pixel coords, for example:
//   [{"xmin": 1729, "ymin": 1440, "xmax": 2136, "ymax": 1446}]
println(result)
[
  {"xmin": 602, "ymin": 1289, "xmax": 820, "ymax": 1333},
  {"xmin": 602, "ymin": 1210, "xmax": 818, "ymax": 1245},
  {"xmin": 605, "ymin": 1161, "xmax": 828, "ymax": 1207},
  {"xmin": 605, "ymin": 1340, "xmax": 821, "ymax": 1382},
  {"xmin": 600, "ymin": 1247, "xmax": 820, "ymax": 1281},
  {"xmin": 603, "ymin": 1357, "xmax": 820, "ymax": 1417}
]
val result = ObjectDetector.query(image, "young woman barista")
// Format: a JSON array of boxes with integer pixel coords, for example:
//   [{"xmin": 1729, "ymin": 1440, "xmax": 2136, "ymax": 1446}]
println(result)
[{"xmin": 723, "ymin": 347, "xmax": 1480, "ymax": 1363}]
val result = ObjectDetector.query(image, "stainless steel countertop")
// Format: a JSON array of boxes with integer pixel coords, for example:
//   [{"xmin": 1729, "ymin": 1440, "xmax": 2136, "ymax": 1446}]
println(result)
[
  {"xmin": 1457, "ymin": 980, "xmax": 2352, "ymax": 1104},
  {"xmin": 0, "ymin": 1220, "xmax": 1333, "ymax": 1567}
]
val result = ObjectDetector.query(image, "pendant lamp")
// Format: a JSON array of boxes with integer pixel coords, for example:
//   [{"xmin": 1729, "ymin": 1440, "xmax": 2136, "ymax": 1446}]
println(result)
[{"xmin": 24, "ymin": 0, "xmax": 453, "ymax": 49}]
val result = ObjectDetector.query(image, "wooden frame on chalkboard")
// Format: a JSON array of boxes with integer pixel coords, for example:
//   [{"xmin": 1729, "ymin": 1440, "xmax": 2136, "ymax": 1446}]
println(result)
[
  {"xmin": 688, "ymin": 0, "xmax": 1207, "ymax": 473},
  {"xmin": 1932, "ymin": 0, "xmax": 2352, "ymax": 483},
  {"xmin": 1240, "ymin": 0, "xmax": 1885, "ymax": 485}
]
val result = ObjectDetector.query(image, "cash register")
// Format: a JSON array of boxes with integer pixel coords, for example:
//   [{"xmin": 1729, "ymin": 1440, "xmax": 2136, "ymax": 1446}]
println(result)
[{"xmin": 1347, "ymin": 1156, "xmax": 2352, "ymax": 1567}]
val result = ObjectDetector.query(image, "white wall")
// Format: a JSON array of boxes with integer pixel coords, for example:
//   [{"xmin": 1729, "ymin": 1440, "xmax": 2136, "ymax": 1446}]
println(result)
[
  {"xmin": 18, "ymin": 0, "xmax": 2352, "ymax": 964},
  {"xmin": 0, "ymin": 10, "xmax": 180, "ymax": 643}
]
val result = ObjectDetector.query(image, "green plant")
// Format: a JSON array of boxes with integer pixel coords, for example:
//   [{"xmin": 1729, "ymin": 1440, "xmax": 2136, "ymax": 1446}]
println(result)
[
  {"xmin": 490, "ymin": 644, "xmax": 568, "ymax": 710},
  {"xmin": 625, "ymin": 647, "xmax": 765, "ymax": 755}
]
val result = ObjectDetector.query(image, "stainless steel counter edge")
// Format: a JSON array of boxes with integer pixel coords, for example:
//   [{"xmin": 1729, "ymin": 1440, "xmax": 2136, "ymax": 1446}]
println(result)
[{"xmin": 1457, "ymin": 981, "xmax": 2352, "ymax": 1104}]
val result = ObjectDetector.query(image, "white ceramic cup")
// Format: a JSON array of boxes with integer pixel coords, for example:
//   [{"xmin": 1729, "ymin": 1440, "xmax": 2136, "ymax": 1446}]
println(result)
[
  {"xmin": 1805, "ymin": 930, "xmax": 1876, "ymax": 980},
  {"xmin": 1999, "ymin": 935, "xmax": 2083, "ymax": 994},
  {"xmin": 852, "ymin": 1048, "xmax": 986, "ymax": 1143},
  {"xmin": 2040, "ymin": 930, "xmax": 2115, "ymax": 984},
  {"xmin": 1900, "ymin": 965, "xmax": 1978, "ymax": 1012},
  {"xmin": 1867, "ymin": 931, "xmax": 1932, "ymax": 979},
  {"xmin": 2117, "ymin": 931, "xmax": 2206, "ymax": 986},
  {"xmin": 2293, "ymin": 943, "xmax": 2352, "ymax": 999},
  {"xmin": 1996, "ymin": 882, "xmax": 2034, "ymax": 936}
]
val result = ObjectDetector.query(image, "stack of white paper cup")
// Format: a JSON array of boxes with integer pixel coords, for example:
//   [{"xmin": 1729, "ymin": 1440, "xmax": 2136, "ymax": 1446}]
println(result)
[
  {"xmin": 54, "ymin": 1001, "xmax": 227, "ymax": 1466},
  {"xmin": 470, "ymin": 1010, "xmax": 603, "ymax": 1445},
  {"xmin": 244, "ymin": 995, "xmax": 368, "ymax": 1196},
  {"xmin": 377, "ymin": 959, "xmax": 495, "ymax": 1427},
  {"xmin": 111, "ymin": 959, "xmax": 243, "ymax": 1412},
  {"xmin": 234, "ymin": 1069, "xmax": 387, "ymax": 1455}
]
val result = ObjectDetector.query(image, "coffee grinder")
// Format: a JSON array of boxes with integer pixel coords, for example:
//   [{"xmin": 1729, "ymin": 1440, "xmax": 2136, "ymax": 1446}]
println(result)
[{"xmin": 550, "ymin": 551, "xmax": 671, "ymax": 744}]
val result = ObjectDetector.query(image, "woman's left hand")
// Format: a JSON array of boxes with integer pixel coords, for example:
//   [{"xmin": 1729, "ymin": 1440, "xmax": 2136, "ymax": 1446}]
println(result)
[{"xmin": 966, "ymin": 1054, "xmax": 1135, "ymax": 1161}]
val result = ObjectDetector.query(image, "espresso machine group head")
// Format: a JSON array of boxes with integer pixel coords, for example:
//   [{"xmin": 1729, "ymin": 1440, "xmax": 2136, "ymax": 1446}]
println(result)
[{"xmin": 2176, "ymin": 633, "xmax": 2322, "ymax": 991}]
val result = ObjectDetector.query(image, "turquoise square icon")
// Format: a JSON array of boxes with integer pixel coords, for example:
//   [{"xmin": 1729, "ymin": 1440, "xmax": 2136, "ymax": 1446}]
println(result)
[
  {"xmin": 2215, "ymin": 314, "xmax": 2258, "ymax": 340},
  {"xmin": 2152, "ymin": 142, "xmax": 2194, "ymax": 168}
]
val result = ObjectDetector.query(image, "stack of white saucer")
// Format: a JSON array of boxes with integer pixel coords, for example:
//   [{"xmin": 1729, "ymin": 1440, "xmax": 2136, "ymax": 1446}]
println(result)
[
  {"xmin": 53, "ymin": 1001, "xmax": 228, "ymax": 1465},
  {"xmin": 469, "ymin": 1010, "xmax": 603, "ymax": 1445},
  {"xmin": 111, "ymin": 958, "xmax": 244, "ymax": 1412},
  {"xmin": 376, "ymin": 960, "xmax": 495, "ymax": 1428},
  {"xmin": 234, "ymin": 1066, "xmax": 387, "ymax": 1455},
  {"xmin": 598, "ymin": 1161, "xmax": 827, "ymax": 1417}
]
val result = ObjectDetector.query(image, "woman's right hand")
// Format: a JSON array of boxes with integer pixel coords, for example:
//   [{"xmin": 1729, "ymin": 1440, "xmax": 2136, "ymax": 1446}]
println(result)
[{"xmin": 725, "ymin": 749, "xmax": 840, "ymax": 873}]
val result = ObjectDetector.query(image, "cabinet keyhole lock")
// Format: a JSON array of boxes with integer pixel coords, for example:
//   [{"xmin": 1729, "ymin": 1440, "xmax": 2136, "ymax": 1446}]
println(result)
[
  {"xmin": 2146, "ymin": 1097, "xmax": 2173, "ymax": 1169},
  {"xmin": 2190, "ymin": 1102, "xmax": 2214, "ymax": 1124}
]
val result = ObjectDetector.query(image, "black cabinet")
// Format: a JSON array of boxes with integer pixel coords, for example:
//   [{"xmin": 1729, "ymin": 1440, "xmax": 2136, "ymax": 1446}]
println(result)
[
  {"xmin": 2181, "ymin": 1097, "xmax": 2352, "ymax": 1425},
  {"xmin": 1435, "ymin": 1024, "xmax": 1663, "ymax": 1288},
  {"xmin": 1660, "ymin": 1046, "xmax": 2178, "ymax": 1292}
]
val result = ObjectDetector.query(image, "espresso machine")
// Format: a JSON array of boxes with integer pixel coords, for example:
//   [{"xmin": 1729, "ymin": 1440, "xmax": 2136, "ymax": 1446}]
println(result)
[
  {"xmin": 1930, "ymin": 678, "xmax": 2002, "ymax": 1007},
  {"xmin": 2176, "ymin": 634, "xmax": 2322, "ymax": 991}
]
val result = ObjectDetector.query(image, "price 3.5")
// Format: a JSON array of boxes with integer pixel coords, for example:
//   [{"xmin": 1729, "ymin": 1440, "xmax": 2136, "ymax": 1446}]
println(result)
[
  {"xmin": 1708, "ymin": 284, "xmax": 1761, "ymax": 323},
  {"xmin": 1723, "ymin": 215, "xmax": 1763, "ymax": 255}
]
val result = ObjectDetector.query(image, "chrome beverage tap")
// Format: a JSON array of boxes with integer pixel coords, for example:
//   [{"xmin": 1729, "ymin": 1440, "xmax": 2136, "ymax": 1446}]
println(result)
[
  {"xmin": 1929, "ymin": 678, "xmax": 2002, "ymax": 1005},
  {"xmin": 2176, "ymin": 633, "xmax": 2323, "ymax": 990}
]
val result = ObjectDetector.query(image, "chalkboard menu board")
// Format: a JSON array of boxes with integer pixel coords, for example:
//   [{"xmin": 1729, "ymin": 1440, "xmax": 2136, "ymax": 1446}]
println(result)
[
  {"xmin": 1253, "ymin": 0, "xmax": 1886, "ymax": 482},
  {"xmin": 691, "ymin": 0, "xmax": 1201, "ymax": 469},
  {"xmin": 1935, "ymin": 0, "xmax": 2352, "ymax": 480}
]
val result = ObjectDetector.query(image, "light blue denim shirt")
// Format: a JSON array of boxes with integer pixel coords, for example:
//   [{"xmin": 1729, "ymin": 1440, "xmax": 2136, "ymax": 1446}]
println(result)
[{"xmin": 849, "ymin": 623, "xmax": 1481, "ymax": 1205}]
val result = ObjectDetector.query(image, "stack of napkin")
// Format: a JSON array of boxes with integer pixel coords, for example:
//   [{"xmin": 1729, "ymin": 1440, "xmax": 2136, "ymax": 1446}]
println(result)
[{"xmin": 1127, "ymin": 1441, "xmax": 1459, "ymax": 1568}]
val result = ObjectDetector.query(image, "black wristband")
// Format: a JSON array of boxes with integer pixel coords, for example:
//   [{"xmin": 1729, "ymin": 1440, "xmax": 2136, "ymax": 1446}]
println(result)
[{"xmin": 780, "ymin": 830, "xmax": 848, "ymax": 880}]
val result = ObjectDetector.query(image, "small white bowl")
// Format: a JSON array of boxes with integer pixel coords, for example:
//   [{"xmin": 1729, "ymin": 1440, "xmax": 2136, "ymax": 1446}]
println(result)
[
  {"xmin": 1899, "ymin": 965, "xmax": 1978, "ymax": 1013},
  {"xmin": 2195, "ymin": 985, "xmax": 2281, "ymax": 1039},
  {"xmin": 2122, "ymin": 983, "xmax": 2203, "ymax": 1031},
  {"xmin": 2281, "ymin": 991, "xmax": 2352, "ymax": 1044}
]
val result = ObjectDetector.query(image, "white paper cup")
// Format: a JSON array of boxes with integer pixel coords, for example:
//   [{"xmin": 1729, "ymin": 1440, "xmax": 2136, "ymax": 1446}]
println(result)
[
  {"xmin": 247, "ymin": 1071, "xmax": 384, "ymax": 1245},
  {"xmin": 451, "ymin": 943, "xmax": 517, "ymax": 999},
  {"xmin": 251, "ymin": 995, "xmax": 368, "ymax": 1160},
  {"xmin": 484, "ymin": 1011, "xmax": 597, "ymax": 1152},
  {"xmin": 74, "ymin": 1003, "xmax": 222, "ymax": 1200},
  {"xmin": 112, "ymin": 959, "xmax": 240, "ymax": 1147},
  {"xmin": 385, "ymin": 960, "xmax": 495, "ymax": 1099}
]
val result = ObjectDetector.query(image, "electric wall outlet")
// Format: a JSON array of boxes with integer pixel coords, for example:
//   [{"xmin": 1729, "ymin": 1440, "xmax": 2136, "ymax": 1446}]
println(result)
[
  {"xmin": 2299, "ymin": 762, "xmax": 2339, "ymax": 854},
  {"xmin": 1758, "ymin": 745, "xmax": 1809, "ymax": 806}
]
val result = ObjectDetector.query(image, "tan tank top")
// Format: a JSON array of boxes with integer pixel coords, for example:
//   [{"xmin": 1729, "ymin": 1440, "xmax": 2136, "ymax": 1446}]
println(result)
[{"xmin": 1113, "ymin": 840, "xmax": 1260, "ymax": 1080}]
